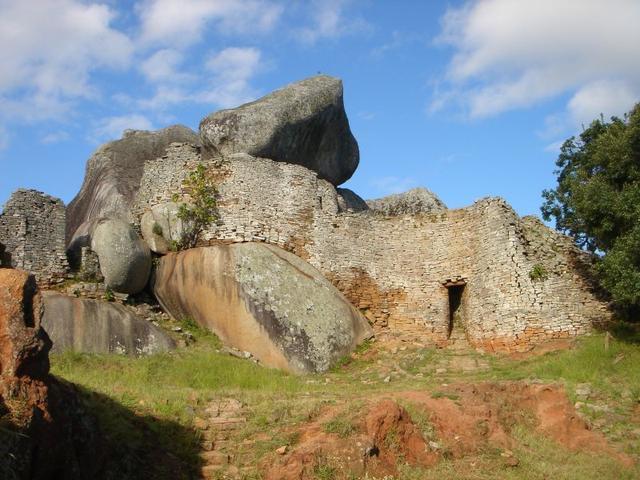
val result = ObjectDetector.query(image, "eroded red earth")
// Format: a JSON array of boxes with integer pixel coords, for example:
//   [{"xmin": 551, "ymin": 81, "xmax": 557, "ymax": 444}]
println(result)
[{"xmin": 262, "ymin": 381, "xmax": 634, "ymax": 479}]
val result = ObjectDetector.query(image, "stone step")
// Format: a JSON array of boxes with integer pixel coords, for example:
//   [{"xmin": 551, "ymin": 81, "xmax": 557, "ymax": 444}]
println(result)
[
  {"xmin": 208, "ymin": 417, "xmax": 246, "ymax": 428},
  {"xmin": 201, "ymin": 429, "xmax": 232, "ymax": 442},
  {"xmin": 201, "ymin": 465, "xmax": 224, "ymax": 479},
  {"xmin": 200, "ymin": 450, "xmax": 230, "ymax": 465}
]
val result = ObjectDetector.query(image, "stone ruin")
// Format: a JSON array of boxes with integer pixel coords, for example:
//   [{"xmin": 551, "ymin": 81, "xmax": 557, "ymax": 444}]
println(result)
[
  {"xmin": 0, "ymin": 189, "xmax": 68, "ymax": 285},
  {"xmin": 1, "ymin": 75, "xmax": 613, "ymax": 358},
  {"xmin": 131, "ymin": 147, "xmax": 609, "ymax": 353}
]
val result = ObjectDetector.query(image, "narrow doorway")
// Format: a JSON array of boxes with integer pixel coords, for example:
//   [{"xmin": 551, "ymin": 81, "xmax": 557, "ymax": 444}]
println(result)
[{"xmin": 446, "ymin": 283, "xmax": 465, "ymax": 339}]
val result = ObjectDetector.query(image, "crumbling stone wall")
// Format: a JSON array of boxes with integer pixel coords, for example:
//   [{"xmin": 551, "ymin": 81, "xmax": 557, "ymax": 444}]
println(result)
[
  {"xmin": 0, "ymin": 189, "xmax": 68, "ymax": 284},
  {"xmin": 133, "ymin": 145, "xmax": 610, "ymax": 352}
]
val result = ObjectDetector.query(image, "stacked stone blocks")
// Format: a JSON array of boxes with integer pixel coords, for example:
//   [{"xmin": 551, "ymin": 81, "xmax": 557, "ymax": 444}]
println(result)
[
  {"xmin": 133, "ymin": 144, "xmax": 610, "ymax": 353},
  {"xmin": 0, "ymin": 189, "xmax": 68, "ymax": 285}
]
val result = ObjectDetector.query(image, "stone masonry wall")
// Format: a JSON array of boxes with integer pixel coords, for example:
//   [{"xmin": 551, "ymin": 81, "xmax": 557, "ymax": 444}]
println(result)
[
  {"xmin": 133, "ymin": 144, "xmax": 610, "ymax": 352},
  {"xmin": 0, "ymin": 189, "xmax": 69, "ymax": 284}
]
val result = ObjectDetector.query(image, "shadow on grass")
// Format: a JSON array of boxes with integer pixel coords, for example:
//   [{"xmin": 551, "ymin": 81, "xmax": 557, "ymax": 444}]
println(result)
[
  {"xmin": 72, "ymin": 383, "xmax": 203, "ymax": 480},
  {"xmin": 609, "ymin": 321, "xmax": 640, "ymax": 345}
]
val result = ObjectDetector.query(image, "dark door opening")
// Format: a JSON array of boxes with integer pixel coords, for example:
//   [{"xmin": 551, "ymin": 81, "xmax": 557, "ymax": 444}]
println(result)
[{"xmin": 447, "ymin": 284, "xmax": 465, "ymax": 339}]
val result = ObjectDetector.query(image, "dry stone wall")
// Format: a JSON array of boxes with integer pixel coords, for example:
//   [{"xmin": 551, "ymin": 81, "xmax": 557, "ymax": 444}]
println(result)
[
  {"xmin": 133, "ymin": 145, "xmax": 610, "ymax": 353},
  {"xmin": 0, "ymin": 189, "xmax": 68, "ymax": 285}
]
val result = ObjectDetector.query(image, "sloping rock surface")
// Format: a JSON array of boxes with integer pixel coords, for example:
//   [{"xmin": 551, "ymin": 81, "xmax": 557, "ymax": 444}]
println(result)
[
  {"xmin": 199, "ymin": 75, "xmax": 359, "ymax": 185},
  {"xmin": 0, "ymin": 269, "xmax": 103, "ymax": 479},
  {"xmin": 153, "ymin": 243, "xmax": 372, "ymax": 373},
  {"xmin": 91, "ymin": 217, "xmax": 152, "ymax": 294},
  {"xmin": 367, "ymin": 187, "xmax": 447, "ymax": 215},
  {"xmin": 42, "ymin": 292, "xmax": 175, "ymax": 355},
  {"xmin": 66, "ymin": 125, "xmax": 198, "ymax": 246}
]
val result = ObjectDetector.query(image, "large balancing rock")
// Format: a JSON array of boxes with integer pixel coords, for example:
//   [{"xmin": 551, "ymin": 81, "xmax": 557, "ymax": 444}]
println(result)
[
  {"xmin": 199, "ymin": 75, "xmax": 359, "ymax": 186},
  {"xmin": 153, "ymin": 243, "xmax": 373, "ymax": 373}
]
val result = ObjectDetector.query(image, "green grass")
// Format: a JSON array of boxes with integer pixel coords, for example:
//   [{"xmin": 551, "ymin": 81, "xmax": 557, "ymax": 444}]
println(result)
[
  {"xmin": 47, "ymin": 330, "xmax": 640, "ymax": 479},
  {"xmin": 322, "ymin": 417, "xmax": 356, "ymax": 437},
  {"xmin": 486, "ymin": 333, "xmax": 640, "ymax": 403},
  {"xmin": 49, "ymin": 334, "xmax": 313, "ymax": 478},
  {"xmin": 396, "ymin": 426, "xmax": 637, "ymax": 480},
  {"xmin": 430, "ymin": 391, "xmax": 460, "ymax": 401},
  {"xmin": 52, "ymin": 334, "xmax": 306, "ymax": 419},
  {"xmin": 314, "ymin": 463, "xmax": 337, "ymax": 480}
]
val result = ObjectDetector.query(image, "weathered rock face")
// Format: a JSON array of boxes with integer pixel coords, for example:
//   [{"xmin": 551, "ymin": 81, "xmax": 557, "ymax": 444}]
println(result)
[
  {"xmin": 337, "ymin": 188, "xmax": 369, "ymax": 213},
  {"xmin": 42, "ymin": 292, "xmax": 175, "ymax": 355},
  {"xmin": 0, "ymin": 269, "xmax": 103, "ymax": 479},
  {"xmin": 199, "ymin": 75, "xmax": 359, "ymax": 185},
  {"xmin": 66, "ymin": 125, "xmax": 198, "ymax": 247},
  {"xmin": 0, "ymin": 269, "xmax": 50, "ymax": 381},
  {"xmin": 140, "ymin": 202, "xmax": 194, "ymax": 254},
  {"xmin": 366, "ymin": 187, "xmax": 447, "ymax": 215},
  {"xmin": 153, "ymin": 243, "xmax": 372, "ymax": 373},
  {"xmin": 90, "ymin": 218, "xmax": 152, "ymax": 294}
]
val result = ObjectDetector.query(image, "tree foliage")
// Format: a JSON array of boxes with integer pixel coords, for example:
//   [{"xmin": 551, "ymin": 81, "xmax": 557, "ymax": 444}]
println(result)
[
  {"xmin": 172, "ymin": 163, "xmax": 218, "ymax": 249},
  {"xmin": 541, "ymin": 104, "xmax": 640, "ymax": 312}
]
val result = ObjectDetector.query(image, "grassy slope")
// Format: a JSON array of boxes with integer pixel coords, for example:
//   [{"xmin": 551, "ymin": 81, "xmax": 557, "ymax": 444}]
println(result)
[{"xmin": 50, "ymin": 323, "xmax": 640, "ymax": 480}]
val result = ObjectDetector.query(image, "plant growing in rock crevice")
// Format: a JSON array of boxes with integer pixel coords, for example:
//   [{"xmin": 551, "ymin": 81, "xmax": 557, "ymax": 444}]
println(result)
[
  {"xmin": 171, "ymin": 164, "xmax": 218, "ymax": 250},
  {"xmin": 529, "ymin": 263, "xmax": 549, "ymax": 282},
  {"xmin": 152, "ymin": 222, "xmax": 163, "ymax": 236}
]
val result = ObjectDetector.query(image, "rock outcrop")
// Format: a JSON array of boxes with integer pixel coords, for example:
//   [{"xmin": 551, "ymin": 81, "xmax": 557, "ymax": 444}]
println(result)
[
  {"xmin": 337, "ymin": 188, "xmax": 369, "ymax": 213},
  {"xmin": 367, "ymin": 187, "xmax": 447, "ymax": 215},
  {"xmin": 66, "ymin": 125, "xmax": 198, "ymax": 247},
  {"xmin": 0, "ymin": 269, "xmax": 50, "ymax": 381},
  {"xmin": 0, "ymin": 269, "xmax": 102, "ymax": 479},
  {"xmin": 90, "ymin": 218, "xmax": 152, "ymax": 294},
  {"xmin": 153, "ymin": 243, "xmax": 373, "ymax": 373},
  {"xmin": 42, "ymin": 292, "xmax": 175, "ymax": 355},
  {"xmin": 134, "ymin": 141, "xmax": 609, "ymax": 352},
  {"xmin": 199, "ymin": 75, "xmax": 359, "ymax": 185},
  {"xmin": 2, "ymin": 74, "xmax": 611, "ymax": 358}
]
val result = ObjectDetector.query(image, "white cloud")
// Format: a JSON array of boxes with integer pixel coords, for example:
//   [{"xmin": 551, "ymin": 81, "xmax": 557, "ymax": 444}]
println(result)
[
  {"xmin": 140, "ymin": 49, "xmax": 193, "ymax": 84},
  {"xmin": 295, "ymin": 0, "xmax": 371, "ymax": 44},
  {"xmin": 138, "ymin": 85, "xmax": 191, "ymax": 111},
  {"xmin": 136, "ymin": 0, "xmax": 282, "ymax": 48},
  {"xmin": 0, "ymin": 0, "xmax": 133, "ymax": 122},
  {"xmin": 370, "ymin": 31, "xmax": 421, "ymax": 58},
  {"xmin": 200, "ymin": 47, "xmax": 263, "ymax": 108},
  {"xmin": 358, "ymin": 111, "xmax": 376, "ymax": 121},
  {"xmin": 543, "ymin": 140, "xmax": 564, "ymax": 154},
  {"xmin": 92, "ymin": 114, "xmax": 154, "ymax": 142},
  {"xmin": 369, "ymin": 176, "xmax": 417, "ymax": 196},
  {"xmin": 133, "ymin": 46, "xmax": 264, "ymax": 112},
  {"xmin": 568, "ymin": 80, "xmax": 639, "ymax": 126},
  {"xmin": 432, "ymin": 0, "xmax": 640, "ymax": 120},
  {"xmin": 41, "ymin": 131, "xmax": 70, "ymax": 144}
]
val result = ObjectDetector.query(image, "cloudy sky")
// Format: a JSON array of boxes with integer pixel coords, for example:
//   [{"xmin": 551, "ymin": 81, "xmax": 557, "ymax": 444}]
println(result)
[{"xmin": 1, "ymin": 0, "xmax": 639, "ymax": 217}]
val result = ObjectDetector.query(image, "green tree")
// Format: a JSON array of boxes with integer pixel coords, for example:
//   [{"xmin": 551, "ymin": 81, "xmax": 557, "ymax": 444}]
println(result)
[
  {"xmin": 541, "ymin": 103, "xmax": 640, "ymax": 313},
  {"xmin": 172, "ymin": 163, "xmax": 218, "ymax": 249}
]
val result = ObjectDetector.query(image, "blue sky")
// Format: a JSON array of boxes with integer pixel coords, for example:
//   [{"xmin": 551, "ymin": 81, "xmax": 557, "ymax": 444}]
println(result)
[{"xmin": 1, "ymin": 0, "xmax": 639, "ymax": 218}]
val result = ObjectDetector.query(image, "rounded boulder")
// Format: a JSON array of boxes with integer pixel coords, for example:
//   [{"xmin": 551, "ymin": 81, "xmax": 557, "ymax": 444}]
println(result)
[
  {"xmin": 90, "ymin": 218, "xmax": 151, "ymax": 294},
  {"xmin": 140, "ymin": 202, "xmax": 195, "ymax": 254},
  {"xmin": 153, "ymin": 243, "xmax": 373, "ymax": 373}
]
